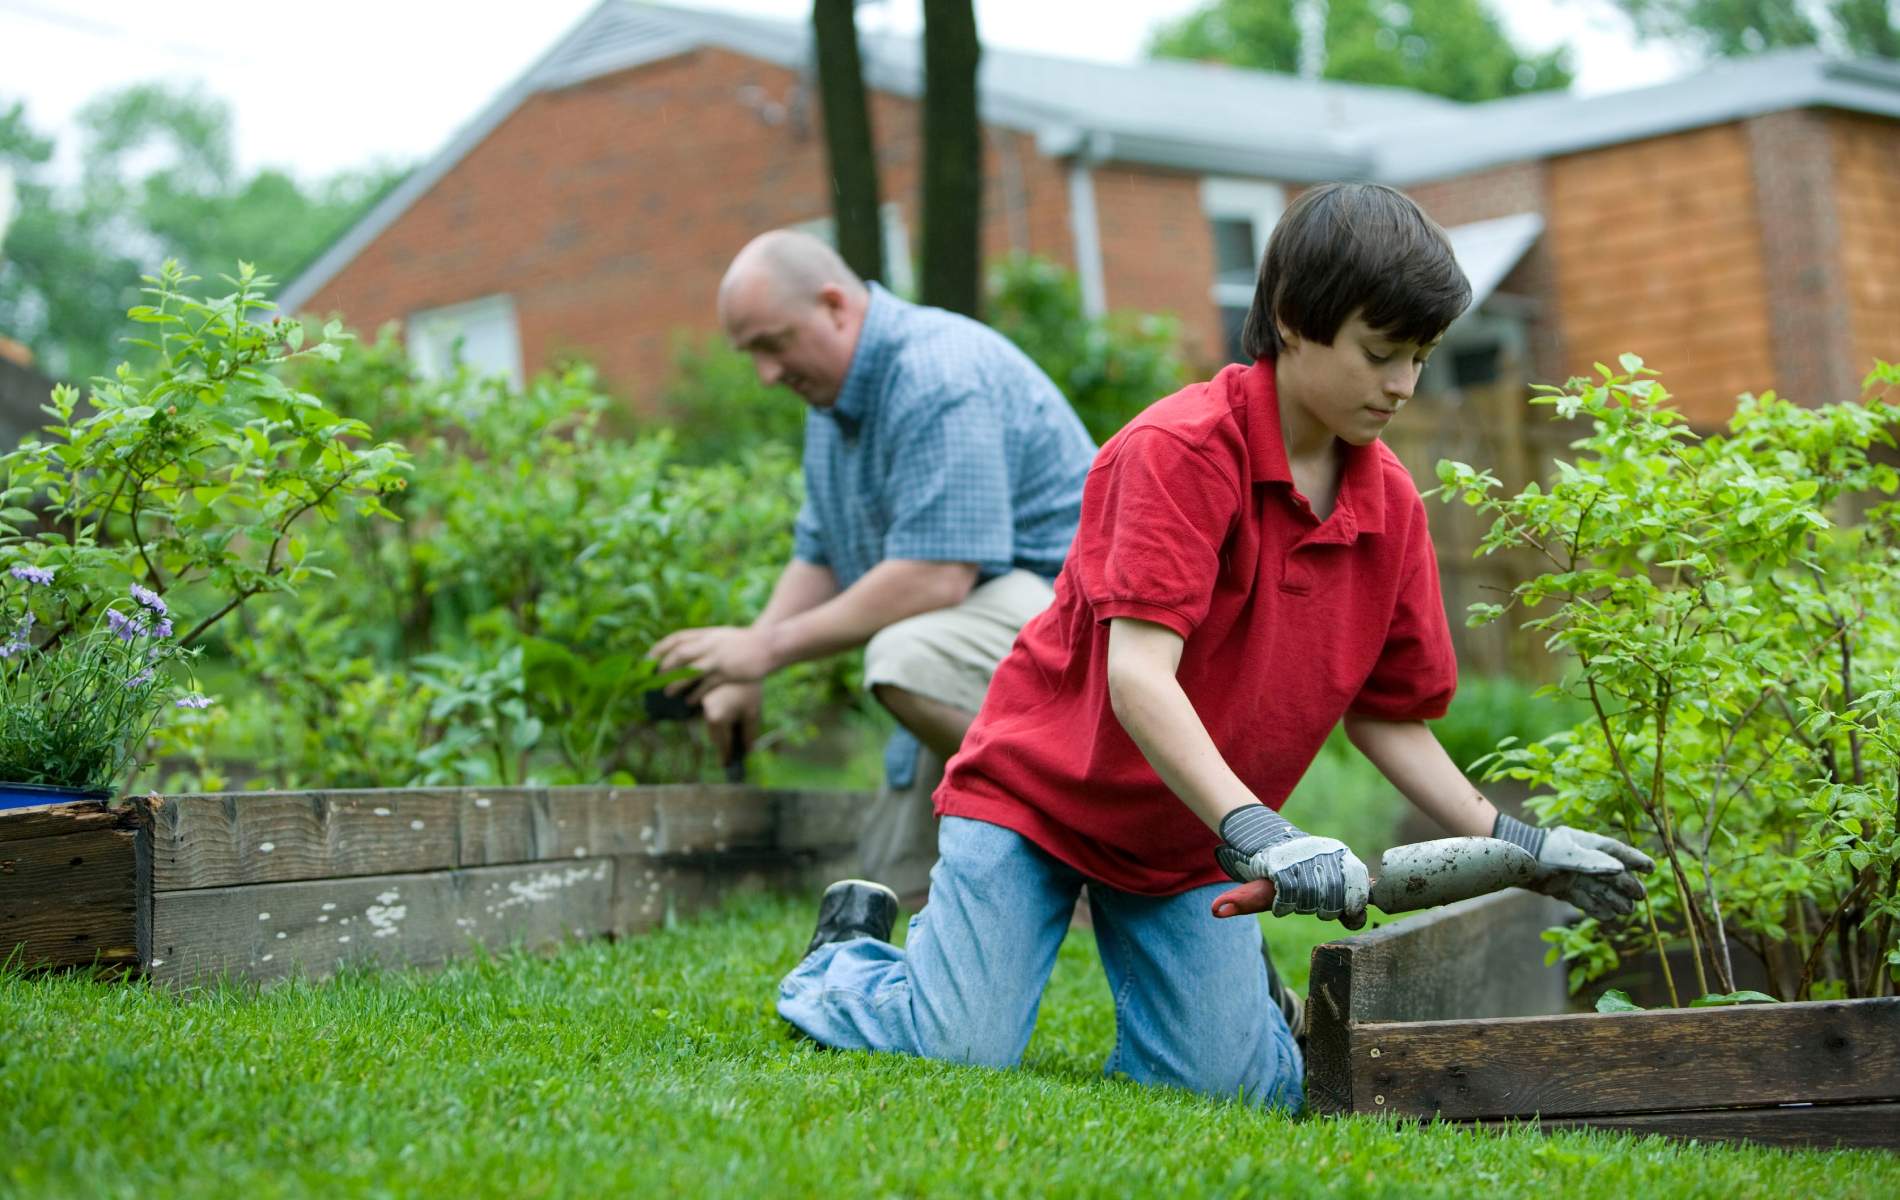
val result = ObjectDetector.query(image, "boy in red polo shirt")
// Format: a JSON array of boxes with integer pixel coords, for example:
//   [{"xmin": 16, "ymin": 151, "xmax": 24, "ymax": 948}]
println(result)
[{"xmin": 776, "ymin": 183, "xmax": 1652, "ymax": 1109}]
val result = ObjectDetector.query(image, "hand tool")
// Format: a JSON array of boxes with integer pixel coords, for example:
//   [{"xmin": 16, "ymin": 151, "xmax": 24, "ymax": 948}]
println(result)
[{"xmin": 1210, "ymin": 836, "xmax": 1539, "ymax": 919}]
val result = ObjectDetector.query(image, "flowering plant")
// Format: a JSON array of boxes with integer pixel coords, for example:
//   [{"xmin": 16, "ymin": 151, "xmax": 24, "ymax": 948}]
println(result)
[{"xmin": 0, "ymin": 564, "xmax": 212, "ymax": 793}]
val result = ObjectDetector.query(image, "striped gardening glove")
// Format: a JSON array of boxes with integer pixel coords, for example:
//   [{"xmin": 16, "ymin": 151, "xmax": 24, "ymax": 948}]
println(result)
[{"xmin": 1215, "ymin": 804, "xmax": 1370, "ymax": 930}]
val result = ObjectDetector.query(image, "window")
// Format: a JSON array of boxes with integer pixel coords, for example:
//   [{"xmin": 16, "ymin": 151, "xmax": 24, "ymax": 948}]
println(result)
[
  {"xmin": 789, "ymin": 202, "xmax": 914, "ymax": 297},
  {"xmin": 406, "ymin": 294, "xmax": 523, "ymax": 386},
  {"xmin": 1200, "ymin": 179, "xmax": 1285, "ymax": 363}
]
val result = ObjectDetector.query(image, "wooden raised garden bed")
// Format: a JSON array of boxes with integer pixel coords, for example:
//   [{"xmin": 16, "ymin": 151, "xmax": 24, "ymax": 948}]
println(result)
[
  {"xmin": 1304, "ymin": 889, "xmax": 1900, "ymax": 1151},
  {"xmin": 1, "ymin": 786, "xmax": 862, "ymax": 985}
]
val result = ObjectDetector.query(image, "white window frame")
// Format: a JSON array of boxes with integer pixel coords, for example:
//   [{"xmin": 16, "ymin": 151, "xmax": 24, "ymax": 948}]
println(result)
[
  {"xmin": 405, "ymin": 293, "xmax": 523, "ymax": 387},
  {"xmin": 789, "ymin": 201, "xmax": 915, "ymax": 297},
  {"xmin": 1200, "ymin": 178, "xmax": 1286, "ymax": 309}
]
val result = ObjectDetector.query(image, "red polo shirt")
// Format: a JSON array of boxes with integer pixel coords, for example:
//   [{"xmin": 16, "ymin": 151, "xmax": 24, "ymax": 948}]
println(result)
[{"xmin": 934, "ymin": 359, "xmax": 1457, "ymax": 895}]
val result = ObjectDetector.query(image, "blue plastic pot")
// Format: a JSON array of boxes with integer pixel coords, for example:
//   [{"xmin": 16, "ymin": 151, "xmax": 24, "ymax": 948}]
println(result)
[{"xmin": 0, "ymin": 782, "xmax": 112, "ymax": 811}]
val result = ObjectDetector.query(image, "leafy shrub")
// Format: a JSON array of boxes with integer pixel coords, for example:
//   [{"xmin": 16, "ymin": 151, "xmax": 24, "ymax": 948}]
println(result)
[
  {"xmin": 987, "ymin": 255, "xmax": 1188, "ymax": 444},
  {"xmin": 1437, "ymin": 354, "xmax": 1900, "ymax": 1002},
  {"xmin": 648, "ymin": 333, "xmax": 806, "ymax": 466},
  {"xmin": 161, "ymin": 339, "xmax": 854, "ymax": 790}
]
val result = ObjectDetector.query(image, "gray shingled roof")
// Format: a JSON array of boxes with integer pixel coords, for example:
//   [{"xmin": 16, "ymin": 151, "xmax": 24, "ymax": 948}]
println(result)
[{"xmin": 279, "ymin": 0, "xmax": 1900, "ymax": 313}]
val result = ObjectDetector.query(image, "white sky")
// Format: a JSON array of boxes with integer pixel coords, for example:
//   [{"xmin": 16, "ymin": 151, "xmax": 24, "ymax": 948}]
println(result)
[{"xmin": 0, "ymin": 0, "xmax": 1694, "ymax": 183}]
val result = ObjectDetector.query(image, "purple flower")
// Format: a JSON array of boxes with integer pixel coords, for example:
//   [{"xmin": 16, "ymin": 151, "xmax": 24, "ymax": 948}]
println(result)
[
  {"xmin": 124, "ymin": 667, "xmax": 155, "ymax": 688},
  {"xmin": 9, "ymin": 564, "xmax": 53, "ymax": 585},
  {"xmin": 175, "ymin": 693, "xmax": 213, "ymax": 710},
  {"xmin": 130, "ymin": 583, "xmax": 168, "ymax": 616},
  {"xmin": 107, "ymin": 608, "xmax": 141, "ymax": 642},
  {"xmin": 151, "ymin": 617, "xmax": 174, "ymax": 639},
  {"xmin": 0, "ymin": 615, "xmax": 28, "ymax": 659}
]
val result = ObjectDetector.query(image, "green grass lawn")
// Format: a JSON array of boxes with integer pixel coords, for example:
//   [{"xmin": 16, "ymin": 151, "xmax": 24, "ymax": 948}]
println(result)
[{"xmin": 5, "ymin": 895, "xmax": 1894, "ymax": 1199}]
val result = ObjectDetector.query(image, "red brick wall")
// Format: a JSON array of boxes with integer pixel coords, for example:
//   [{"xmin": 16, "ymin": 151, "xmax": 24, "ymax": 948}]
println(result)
[
  {"xmin": 1090, "ymin": 165, "xmax": 1225, "ymax": 369},
  {"xmin": 1543, "ymin": 123, "xmax": 1774, "ymax": 426},
  {"xmin": 1831, "ymin": 111, "xmax": 1900, "ymax": 387},
  {"xmin": 1743, "ymin": 110, "xmax": 1858, "ymax": 407},
  {"xmin": 305, "ymin": 48, "xmax": 1075, "ymax": 409}
]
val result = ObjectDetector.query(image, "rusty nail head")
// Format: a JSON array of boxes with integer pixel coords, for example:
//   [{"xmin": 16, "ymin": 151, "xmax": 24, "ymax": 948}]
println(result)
[{"xmin": 1374, "ymin": 1094, "xmax": 1386, "ymax": 1105}]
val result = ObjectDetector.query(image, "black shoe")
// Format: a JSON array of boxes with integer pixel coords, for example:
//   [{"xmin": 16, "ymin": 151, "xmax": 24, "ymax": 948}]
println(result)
[
  {"xmin": 1262, "ymin": 943, "xmax": 1307, "ymax": 1046},
  {"xmin": 802, "ymin": 879, "xmax": 900, "ymax": 959}
]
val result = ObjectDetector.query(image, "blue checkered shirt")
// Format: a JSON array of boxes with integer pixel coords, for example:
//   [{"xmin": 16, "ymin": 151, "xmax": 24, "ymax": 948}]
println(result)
[{"xmin": 794, "ymin": 284, "xmax": 1096, "ymax": 589}]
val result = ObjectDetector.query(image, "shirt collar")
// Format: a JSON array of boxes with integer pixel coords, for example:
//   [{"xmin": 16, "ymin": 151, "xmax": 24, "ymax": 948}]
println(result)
[
  {"xmin": 1238, "ymin": 358, "xmax": 1387, "ymax": 538},
  {"xmin": 825, "ymin": 282, "xmax": 901, "ymax": 433}
]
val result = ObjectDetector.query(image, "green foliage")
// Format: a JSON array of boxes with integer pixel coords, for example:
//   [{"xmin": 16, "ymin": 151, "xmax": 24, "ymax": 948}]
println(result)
[
  {"xmin": 9, "ymin": 899, "xmax": 1900, "ymax": 1196},
  {"xmin": 1, "ymin": 262, "xmax": 409, "ymax": 657},
  {"xmin": 161, "ymin": 331, "xmax": 852, "ymax": 790},
  {"xmin": 1150, "ymin": 0, "xmax": 1574, "ymax": 102},
  {"xmin": 1612, "ymin": 0, "xmax": 1899, "ymax": 59},
  {"xmin": 0, "ymin": 572, "xmax": 204, "ymax": 792},
  {"xmin": 648, "ymin": 332, "xmax": 806, "ymax": 465},
  {"xmin": 1431, "ymin": 673, "xmax": 1590, "ymax": 775},
  {"xmin": 1436, "ymin": 354, "xmax": 1900, "ymax": 1003},
  {"xmin": 0, "ymin": 85, "xmax": 405, "ymax": 381},
  {"xmin": 986, "ymin": 255, "xmax": 1188, "ymax": 443}
]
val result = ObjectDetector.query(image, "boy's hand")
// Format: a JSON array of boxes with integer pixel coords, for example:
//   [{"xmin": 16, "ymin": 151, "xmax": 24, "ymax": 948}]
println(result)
[
  {"xmin": 1216, "ymin": 805, "xmax": 1370, "ymax": 929},
  {"xmin": 1492, "ymin": 813, "xmax": 1653, "ymax": 921}
]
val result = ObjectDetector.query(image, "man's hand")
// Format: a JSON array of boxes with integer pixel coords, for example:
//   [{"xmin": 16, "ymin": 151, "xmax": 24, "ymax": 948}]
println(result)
[
  {"xmin": 1216, "ymin": 805, "xmax": 1370, "ymax": 929},
  {"xmin": 700, "ymin": 682, "xmax": 762, "ymax": 762},
  {"xmin": 1493, "ymin": 813, "xmax": 1653, "ymax": 921},
  {"xmin": 648, "ymin": 626, "xmax": 777, "ymax": 702}
]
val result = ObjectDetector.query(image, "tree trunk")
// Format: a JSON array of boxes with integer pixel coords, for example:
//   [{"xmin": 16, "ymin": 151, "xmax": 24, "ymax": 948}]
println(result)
[
  {"xmin": 811, "ymin": 0, "xmax": 884, "ymax": 283},
  {"xmin": 920, "ymin": 0, "xmax": 982, "ymax": 316}
]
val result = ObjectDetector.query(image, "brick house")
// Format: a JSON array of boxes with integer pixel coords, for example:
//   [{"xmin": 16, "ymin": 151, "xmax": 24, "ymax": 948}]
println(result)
[
  {"xmin": 278, "ymin": 2, "xmax": 1900, "ymax": 672},
  {"xmin": 282, "ymin": 0, "xmax": 1900, "ymax": 429}
]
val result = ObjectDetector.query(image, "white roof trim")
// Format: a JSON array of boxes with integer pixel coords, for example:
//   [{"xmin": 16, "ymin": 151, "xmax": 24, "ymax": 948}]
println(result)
[
  {"xmin": 280, "ymin": 4, "xmax": 1900, "ymax": 315},
  {"xmin": 1445, "ymin": 213, "xmax": 1543, "ymax": 311}
]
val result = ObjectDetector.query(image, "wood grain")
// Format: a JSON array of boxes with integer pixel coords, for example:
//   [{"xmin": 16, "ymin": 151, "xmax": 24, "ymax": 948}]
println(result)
[
  {"xmin": 149, "ymin": 859, "xmax": 617, "ymax": 986},
  {"xmin": 1351, "ymin": 998, "xmax": 1900, "ymax": 1120}
]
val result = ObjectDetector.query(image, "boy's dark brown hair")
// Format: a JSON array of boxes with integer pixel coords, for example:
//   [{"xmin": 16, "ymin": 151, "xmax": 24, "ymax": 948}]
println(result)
[{"xmin": 1241, "ymin": 182, "xmax": 1471, "ymax": 361}]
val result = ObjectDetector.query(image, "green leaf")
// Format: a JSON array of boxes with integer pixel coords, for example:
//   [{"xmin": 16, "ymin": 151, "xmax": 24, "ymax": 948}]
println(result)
[
  {"xmin": 1594, "ymin": 989, "xmax": 1643, "ymax": 1013},
  {"xmin": 1689, "ymin": 990, "xmax": 1777, "ymax": 1007}
]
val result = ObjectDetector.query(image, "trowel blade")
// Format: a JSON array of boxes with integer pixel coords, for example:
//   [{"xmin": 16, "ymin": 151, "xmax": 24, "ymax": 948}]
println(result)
[{"xmin": 1367, "ymin": 836, "xmax": 1539, "ymax": 913}]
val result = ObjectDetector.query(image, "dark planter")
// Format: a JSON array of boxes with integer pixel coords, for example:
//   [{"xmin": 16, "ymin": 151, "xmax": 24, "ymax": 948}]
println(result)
[{"xmin": 0, "ymin": 782, "xmax": 112, "ymax": 811}]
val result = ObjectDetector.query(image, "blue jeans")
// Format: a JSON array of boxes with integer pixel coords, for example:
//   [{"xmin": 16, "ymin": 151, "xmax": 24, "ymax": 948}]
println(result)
[{"xmin": 776, "ymin": 815, "xmax": 1304, "ymax": 1110}]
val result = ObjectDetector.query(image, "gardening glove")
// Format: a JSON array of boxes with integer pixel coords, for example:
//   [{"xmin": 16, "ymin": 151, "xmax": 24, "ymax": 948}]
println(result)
[
  {"xmin": 1492, "ymin": 813, "xmax": 1654, "ymax": 922},
  {"xmin": 1216, "ymin": 805, "xmax": 1370, "ymax": 930}
]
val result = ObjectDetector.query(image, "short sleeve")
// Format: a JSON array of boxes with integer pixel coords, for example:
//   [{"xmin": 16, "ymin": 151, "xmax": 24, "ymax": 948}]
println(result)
[
  {"xmin": 1072, "ymin": 428, "xmax": 1240, "ymax": 639},
  {"xmin": 1350, "ymin": 505, "xmax": 1457, "ymax": 720},
  {"xmin": 881, "ymin": 391, "xmax": 1013, "ymax": 570},
  {"xmin": 792, "ymin": 497, "xmax": 829, "ymax": 567}
]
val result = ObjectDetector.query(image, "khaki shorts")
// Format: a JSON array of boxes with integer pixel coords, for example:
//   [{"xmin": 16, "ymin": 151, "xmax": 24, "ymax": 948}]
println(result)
[{"xmin": 856, "ymin": 569, "xmax": 1055, "ymax": 897}]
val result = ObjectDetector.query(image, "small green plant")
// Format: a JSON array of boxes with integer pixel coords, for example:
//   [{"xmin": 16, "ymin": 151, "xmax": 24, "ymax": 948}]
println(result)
[
  {"xmin": 0, "ymin": 566, "xmax": 208, "ymax": 792},
  {"xmin": 0, "ymin": 261, "xmax": 409, "ymax": 651},
  {"xmin": 1436, "ymin": 354, "xmax": 1900, "ymax": 1004}
]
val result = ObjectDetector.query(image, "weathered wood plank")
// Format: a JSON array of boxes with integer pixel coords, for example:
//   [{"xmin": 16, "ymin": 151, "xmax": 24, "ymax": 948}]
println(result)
[
  {"xmin": 1532, "ymin": 1101, "xmax": 1900, "ymax": 1151},
  {"xmin": 0, "ymin": 828, "xmax": 140, "ymax": 969},
  {"xmin": 154, "ymin": 787, "xmax": 868, "ymax": 892},
  {"xmin": 776, "ymin": 790, "xmax": 864, "ymax": 852},
  {"xmin": 151, "ymin": 791, "xmax": 464, "ymax": 890},
  {"xmin": 1305, "ymin": 889, "xmax": 1575, "ymax": 1114},
  {"xmin": 0, "ymin": 799, "xmax": 138, "ymax": 842},
  {"xmin": 149, "ymin": 859, "xmax": 615, "ymax": 986},
  {"xmin": 1351, "ymin": 997, "xmax": 1900, "ymax": 1120}
]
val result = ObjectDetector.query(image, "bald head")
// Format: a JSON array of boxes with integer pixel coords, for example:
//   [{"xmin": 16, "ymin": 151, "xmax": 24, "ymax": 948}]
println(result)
[
  {"xmin": 719, "ymin": 230, "xmax": 872, "ymax": 408},
  {"xmin": 720, "ymin": 230, "xmax": 868, "ymax": 314}
]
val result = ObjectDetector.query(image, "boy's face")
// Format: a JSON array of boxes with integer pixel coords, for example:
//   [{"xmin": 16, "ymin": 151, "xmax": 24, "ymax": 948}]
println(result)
[{"xmin": 1275, "ymin": 310, "xmax": 1442, "ymax": 447}]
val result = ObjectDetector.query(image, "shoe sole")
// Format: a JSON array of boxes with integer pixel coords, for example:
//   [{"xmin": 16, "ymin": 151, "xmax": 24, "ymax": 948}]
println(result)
[{"xmin": 822, "ymin": 878, "xmax": 900, "ymax": 904}]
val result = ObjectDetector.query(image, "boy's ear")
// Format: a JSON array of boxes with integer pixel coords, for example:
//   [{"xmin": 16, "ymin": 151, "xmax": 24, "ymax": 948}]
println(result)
[{"xmin": 1276, "ymin": 323, "xmax": 1299, "ymax": 351}]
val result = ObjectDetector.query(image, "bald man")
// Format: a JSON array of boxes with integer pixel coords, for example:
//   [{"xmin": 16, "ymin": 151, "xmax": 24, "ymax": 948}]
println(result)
[{"xmin": 651, "ymin": 231, "xmax": 1096, "ymax": 905}]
